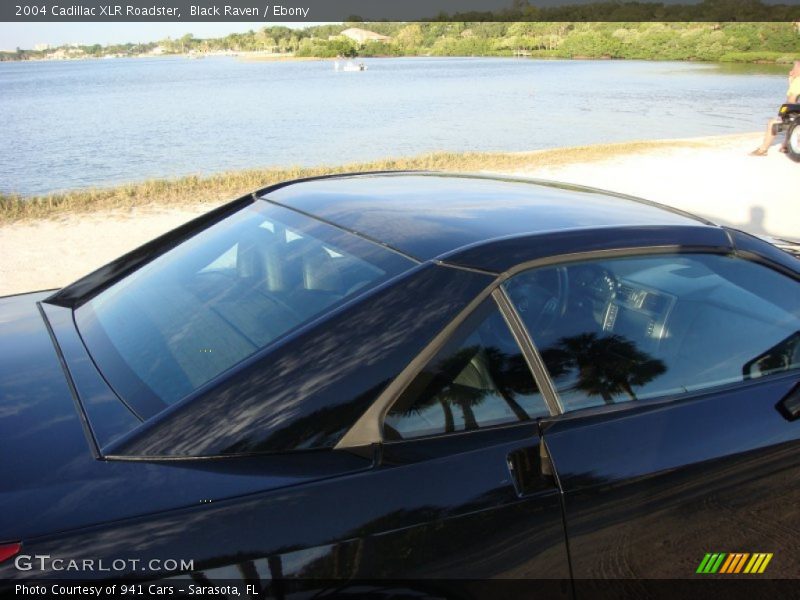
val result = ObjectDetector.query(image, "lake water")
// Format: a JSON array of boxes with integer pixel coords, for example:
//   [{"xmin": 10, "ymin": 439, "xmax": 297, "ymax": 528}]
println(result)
[{"xmin": 0, "ymin": 56, "xmax": 790, "ymax": 195}]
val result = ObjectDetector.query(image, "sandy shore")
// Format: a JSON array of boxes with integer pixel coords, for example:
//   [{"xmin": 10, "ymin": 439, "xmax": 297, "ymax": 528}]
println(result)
[
  {"xmin": 511, "ymin": 132, "xmax": 799, "ymax": 243},
  {"xmin": 1, "ymin": 132, "xmax": 796, "ymax": 296}
]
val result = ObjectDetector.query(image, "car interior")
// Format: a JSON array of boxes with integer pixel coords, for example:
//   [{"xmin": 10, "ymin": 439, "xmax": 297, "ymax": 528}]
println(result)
[
  {"xmin": 505, "ymin": 254, "xmax": 800, "ymax": 410},
  {"xmin": 384, "ymin": 301, "xmax": 549, "ymax": 440},
  {"xmin": 82, "ymin": 211, "xmax": 391, "ymax": 407}
]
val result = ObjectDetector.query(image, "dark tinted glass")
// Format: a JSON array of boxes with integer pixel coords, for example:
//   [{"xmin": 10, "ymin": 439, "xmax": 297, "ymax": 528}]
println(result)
[
  {"xmin": 77, "ymin": 202, "xmax": 413, "ymax": 412},
  {"xmin": 504, "ymin": 254, "xmax": 800, "ymax": 411},
  {"xmin": 384, "ymin": 299, "xmax": 549, "ymax": 440}
]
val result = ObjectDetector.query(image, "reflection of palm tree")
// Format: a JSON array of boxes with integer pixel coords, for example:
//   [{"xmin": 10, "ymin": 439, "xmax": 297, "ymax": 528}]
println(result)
[
  {"xmin": 484, "ymin": 347, "xmax": 535, "ymax": 421},
  {"xmin": 394, "ymin": 345, "xmax": 535, "ymax": 432},
  {"xmin": 439, "ymin": 398, "xmax": 455, "ymax": 432},
  {"xmin": 266, "ymin": 555, "xmax": 284, "ymax": 600},
  {"xmin": 541, "ymin": 333, "xmax": 666, "ymax": 404},
  {"xmin": 238, "ymin": 560, "xmax": 262, "ymax": 596},
  {"xmin": 428, "ymin": 346, "xmax": 487, "ymax": 431}
]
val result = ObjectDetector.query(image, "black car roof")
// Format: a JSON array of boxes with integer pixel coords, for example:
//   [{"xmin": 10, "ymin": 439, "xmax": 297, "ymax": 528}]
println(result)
[
  {"xmin": 49, "ymin": 171, "xmax": 725, "ymax": 309},
  {"xmin": 261, "ymin": 172, "xmax": 714, "ymax": 264}
]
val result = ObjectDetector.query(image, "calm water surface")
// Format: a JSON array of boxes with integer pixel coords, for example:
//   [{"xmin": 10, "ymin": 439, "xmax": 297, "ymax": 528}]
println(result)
[{"xmin": 0, "ymin": 56, "xmax": 789, "ymax": 195}]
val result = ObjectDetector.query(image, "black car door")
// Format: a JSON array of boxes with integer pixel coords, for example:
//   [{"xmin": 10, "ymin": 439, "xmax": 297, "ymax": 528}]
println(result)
[
  {"xmin": 353, "ymin": 295, "xmax": 572, "ymax": 592},
  {"xmin": 502, "ymin": 250, "xmax": 800, "ymax": 581},
  {"xmin": 542, "ymin": 375, "xmax": 800, "ymax": 580}
]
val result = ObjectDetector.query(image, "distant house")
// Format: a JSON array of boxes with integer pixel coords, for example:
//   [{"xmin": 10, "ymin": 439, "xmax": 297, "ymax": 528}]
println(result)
[
  {"xmin": 337, "ymin": 28, "xmax": 391, "ymax": 45},
  {"xmin": 33, "ymin": 43, "xmax": 50, "ymax": 51},
  {"xmin": 149, "ymin": 46, "xmax": 166, "ymax": 56}
]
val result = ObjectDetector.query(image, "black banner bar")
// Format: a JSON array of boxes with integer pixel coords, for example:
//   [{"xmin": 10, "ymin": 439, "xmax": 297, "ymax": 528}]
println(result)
[
  {"xmin": 3, "ymin": 578, "xmax": 798, "ymax": 600},
  {"xmin": 3, "ymin": 0, "xmax": 800, "ymax": 22}
]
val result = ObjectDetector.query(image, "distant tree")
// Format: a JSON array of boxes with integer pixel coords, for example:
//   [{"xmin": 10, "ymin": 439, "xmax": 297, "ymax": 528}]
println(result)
[
  {"xmin": 179, "ymin": 33, "xmax": 195, "ymax": 53},
  {"xmin": 361, "ymin": 41, "xmax": 398, "ymax": 57},
  {"xmin": 330, "ymin": 38, "xmax": 357, "ymax": 57},
  {"xmin": 5, "ymin": 19, "xmax": 800, "ymax": 63},
  {"xmin": 394, "ymin": 23, "xmax": 424, "ymax": 53}
]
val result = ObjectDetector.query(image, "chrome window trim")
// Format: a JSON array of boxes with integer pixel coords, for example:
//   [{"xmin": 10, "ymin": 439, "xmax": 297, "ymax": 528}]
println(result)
[
  {"xmin": 335, "ymin": 267, "xmax": 560, "ymax": 450},
  {"xmin": 334, "ymin": 266, "xmax": 500, "ymax": 449},
  {"xmin": 493, "ymin": 244, "xmax": 699, "ymax": 284},
  {"xmin": 334, "ymin": 245, "xmax": 748, "ymax": 450},
  {"xmin": 492, "ymin": 287, "xmax": 563, "ymax": 415}
]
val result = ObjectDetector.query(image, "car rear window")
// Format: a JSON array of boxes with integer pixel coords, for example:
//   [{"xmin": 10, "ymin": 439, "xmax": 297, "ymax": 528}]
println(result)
[{"xmin": 76, "ymin": 201, "xmax": 414, "ymax": 415}]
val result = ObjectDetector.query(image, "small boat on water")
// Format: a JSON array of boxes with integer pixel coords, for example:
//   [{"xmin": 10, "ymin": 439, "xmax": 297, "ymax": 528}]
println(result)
[{"xmin": 334, "ymin": 60, "xmax": 367, "ymax": 72}]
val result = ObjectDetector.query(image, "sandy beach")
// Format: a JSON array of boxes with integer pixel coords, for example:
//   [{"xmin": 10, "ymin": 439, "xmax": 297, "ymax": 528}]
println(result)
[
  {"xmin": 518, "ymin": 132, "xmax": 799, "ymax": 243},
  {"xmin": 0, "ymin": 131, "xmax": 796, "ymax": 297}
]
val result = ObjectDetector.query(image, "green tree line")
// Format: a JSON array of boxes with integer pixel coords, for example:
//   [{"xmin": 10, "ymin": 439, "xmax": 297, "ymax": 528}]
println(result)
[{"xmin": 2, "ymin": 18, "xmax": 798, "ymax": 64}]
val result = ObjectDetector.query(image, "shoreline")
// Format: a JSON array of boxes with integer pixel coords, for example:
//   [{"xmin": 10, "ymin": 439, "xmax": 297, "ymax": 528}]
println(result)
[
  {"xmin": 1, "ymin": 131, "xmax": 797, "ymax": 296},
  {"xmin": 3, "ymin": 51, "xmax": 798, "ymax": 65},
  {"xmin": 0, "ymin": 134, "xmax": 757, "ymax": 223}
]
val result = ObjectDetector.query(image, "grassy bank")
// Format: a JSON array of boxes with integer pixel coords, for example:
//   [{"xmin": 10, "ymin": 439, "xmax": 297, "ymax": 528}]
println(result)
[{"xmin": 0, "ymin": 138, "xmax": 716, "ymax": 223}]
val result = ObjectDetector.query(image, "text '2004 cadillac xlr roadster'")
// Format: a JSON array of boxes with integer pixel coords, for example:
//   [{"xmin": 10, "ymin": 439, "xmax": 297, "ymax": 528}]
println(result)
[{"xmin": 1, "ymin": 173, "xmax": 800, "ymax": 597}]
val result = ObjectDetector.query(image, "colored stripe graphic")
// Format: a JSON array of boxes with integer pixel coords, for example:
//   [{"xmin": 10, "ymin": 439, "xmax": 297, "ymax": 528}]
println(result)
[
  {"xmin": 697, "ymin": 553, "xmax": 727, "ymax": 573},
  {"xmin": 733, "ymin": 553, "xmax": 749, "ymax": 573},
  {"xmin": 719, "ymin": 554, "xmax": 735, "ymax": 574},
  {"xmin": 698, "ymin": 552, "xmax": 773, "ymax": 574},
  {"xmin": 719, "ymin": 553, "xmax": 735, "ymax": 574},
  {"xmin": 744, "ymin": 554, "xmax": 760, "ymax": 573},
  {"xmin": 696, "ymin": 553, "xmax": 713, "ymax": 573},
  {"xmin": 711, "ymin": 553, "xmax": 726, "ymax": 573},
  {"xmin": 758, "ymin": 554, "xmax": 773, "ymax": 573}
]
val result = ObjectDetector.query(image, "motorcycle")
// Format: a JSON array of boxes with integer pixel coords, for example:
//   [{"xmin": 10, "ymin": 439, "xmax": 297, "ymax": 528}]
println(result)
[{"xmin": 772, "ymin": 102, "xmax": 800, "ymax": 162}]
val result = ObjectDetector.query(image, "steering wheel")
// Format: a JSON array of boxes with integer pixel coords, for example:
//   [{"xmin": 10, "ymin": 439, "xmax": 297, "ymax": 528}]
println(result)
[{"xmin": 534, "ymin": 266, "xmax": 569, "ymax": 333}]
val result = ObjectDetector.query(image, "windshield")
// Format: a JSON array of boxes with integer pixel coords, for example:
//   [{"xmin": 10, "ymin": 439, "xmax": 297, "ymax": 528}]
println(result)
[{"xmin": 76, "ymin": 201, "xmax": 414, "ymax": 415}]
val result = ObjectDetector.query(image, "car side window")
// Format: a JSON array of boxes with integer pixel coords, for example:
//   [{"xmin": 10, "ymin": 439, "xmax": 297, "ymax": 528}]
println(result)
[
  {"xmin": 384, "ymin": 298, "xmax": 550, "ymax": 441},
  {"xmin": 504, "ymin": 253, "xmax": 800, "ymax": 412}
]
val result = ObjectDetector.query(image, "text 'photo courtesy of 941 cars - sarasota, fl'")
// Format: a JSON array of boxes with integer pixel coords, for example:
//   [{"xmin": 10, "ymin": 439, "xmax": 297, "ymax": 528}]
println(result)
[{"xmin": 1, "ymin": 172, "xmax": 800, "ymax": 596}]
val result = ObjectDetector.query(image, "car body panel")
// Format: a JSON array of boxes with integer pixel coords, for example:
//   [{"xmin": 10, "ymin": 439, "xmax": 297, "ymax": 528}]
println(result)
[
  {"xmin": 2, "ymin": 173, "xmax": 799, "ymax": 590},
  {"xmin": 41, "ymin": 301, "xmax": 142, "ymax": 446},
  {"xmin": 0, "ymin": 291, "xmax": 100, "ymax": 537},
  {"xmin": 543, "ymin": 372, "xmax": 800, "ymax": 579},
  {"xmin": 0, "ymin": 293, "xmax": 372, "ymax": 542},
  {"xmin": 5, "ymin": 423, "xmax": 569, "ymax": 586},
  {"xmin": 103, "ymin": 263, "xmax": 494, "ymax": 457},
  {"xmin": 442, "ymin": 224, "xmax": 732, "ymax": 274},
  {"xmin": 726, "ymin": 228, "xmax": 800, "ymax": 274},
  {"xmin": 263, "ymin": 173, "xmax": 708, "ymax": 263}
]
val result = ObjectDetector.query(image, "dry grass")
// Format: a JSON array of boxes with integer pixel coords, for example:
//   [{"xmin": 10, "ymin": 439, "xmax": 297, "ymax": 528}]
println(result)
[{"xmin": 0, "ymin": 138, "xmax": 715, "ymax": 223}]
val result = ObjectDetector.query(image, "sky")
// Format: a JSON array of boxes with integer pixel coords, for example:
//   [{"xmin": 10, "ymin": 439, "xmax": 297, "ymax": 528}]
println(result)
[{"xmin": 0, "ymin": 22, "xmax": 323, "ymax": 51}]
